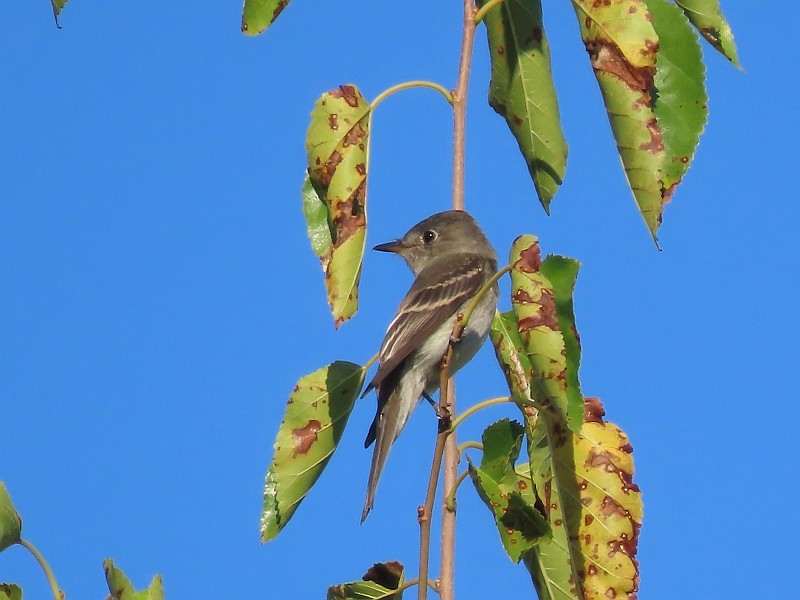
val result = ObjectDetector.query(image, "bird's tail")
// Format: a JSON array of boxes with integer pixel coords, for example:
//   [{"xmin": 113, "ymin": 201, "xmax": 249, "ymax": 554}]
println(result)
[{"xmin": 361, "ymin": 403, "xmax": 398, "ymax": 522}]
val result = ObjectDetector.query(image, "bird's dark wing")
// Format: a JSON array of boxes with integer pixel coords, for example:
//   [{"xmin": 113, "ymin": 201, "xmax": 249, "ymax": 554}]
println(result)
[{"xmin": 363, "ymin": 253, "xmax": 490, "ymax": 397}]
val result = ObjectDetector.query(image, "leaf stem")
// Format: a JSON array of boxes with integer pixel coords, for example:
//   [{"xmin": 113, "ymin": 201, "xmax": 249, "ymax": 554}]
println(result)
[
  {"xmin": 371, "ymin": 81, "xmax": 453, "ymax": 110},
  {"xmin": 461, "ymin": 264, "xmax": 511, "ymax": 329},
  {"xmin": 17, "ymin": 539, "xmax": 64, "ymax": 600},
  {"xmin": 450, "ymin": 396, "xmax": 512, "ymax": 431},
  {"xmin": 473, "ymin": 0, "xmax": 505, "ymax": 24},
  {"xmin": 444, "ymin": 469, "xmax": 470, "ymax": 511},
  {"xmin": 457, "ymin": 440, "xmax": 483, "ymax": 454}
]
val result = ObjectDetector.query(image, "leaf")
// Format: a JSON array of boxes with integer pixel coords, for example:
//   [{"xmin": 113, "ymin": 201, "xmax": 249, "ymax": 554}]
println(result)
[
  {"xmin": 327, "ymin": 561, "xmax": 405, "ymax": 600},
  {"xmin": 479, "ymin": 0, "xmax": 568, "ymax": 212},
  {"xmin": 241, "ymin": 0, "xmax": 291, "ymax": 36},
  {"xmin": 468, "ymin": 419, "xmax": 550, "ymax": 562},
  {"xmin": 570, "ymin": 0, "xmax": 664, "ymax": 243},
  {"xmin": 508, "ymin": 235, "xmax": 581, "ymax": 432},
  {"xmin": 490, "ymin": 310, "xmax": 535, "ymax": 408},
  {"xmin": 674, "ymin": 0, "xmax": 740, "ymax": 66},
  {"xmin": 50, "ymin": 1, "xmax": 69, "ymax": 27},
  {"xmin": 301, "ymin": 174, "xmax": 334, "ymax": 258},
  {"xmin": 524, "ymin": 398, "xmax": 642, "ymax": 600},
  {"xmin": 0, "ymin": 483, "xmax": 22, "ymax": 553},
  {"xmin": 104, "ymin": 559, "xmax": 164, "ymax": 600},
  {"xmin": 261, "ymin": 361, "xmax": 366, "ymax": 542},
  {"xmin": 539, "ymin": 256, "xmax": 583, "ymax": 431},
  {"xmin": 646, "ymin": 0, "xmax": 708, "ymax": 194},
  {"xmin": 305, "ymin": 85, "xmax": 371, "ymax": 328},
  {"xmin": 0, "ymin": 584, "xmax": 22, "ymax": 600}
]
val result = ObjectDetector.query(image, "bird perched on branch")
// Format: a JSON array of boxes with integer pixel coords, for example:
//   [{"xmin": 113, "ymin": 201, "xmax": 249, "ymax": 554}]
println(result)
[{"xmin": 361, "ymin": 210, "xmax": 498, "ymax": 522}]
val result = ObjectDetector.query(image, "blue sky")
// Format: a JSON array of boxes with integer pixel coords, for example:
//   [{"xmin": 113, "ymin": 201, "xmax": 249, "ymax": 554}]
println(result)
[{"xmin": 2, "ymin": 2, "xmax": 797, "ymax": 598}]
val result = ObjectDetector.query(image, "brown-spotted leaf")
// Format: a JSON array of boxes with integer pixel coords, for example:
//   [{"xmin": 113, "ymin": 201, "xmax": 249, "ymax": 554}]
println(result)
[
  {"xmin": 241, "ymin": 0, "xmax": 291, "ymax": 36},
  {"xmin": 570, "ymin": 0, "xmax": 665, "ymax": 243},
  {"xmin": 674, "ymin": 0, "xmax": 739, "ymax": 66},
  {"xmin": 305, "ymin": 85, "xmax": 371, "ymax": 328},
  {"xmin": 327, "ymin": 561, "xmax": 405, "ymax": 600},
  {"xmin": 508, "ymin": 235, "xmax": 580, "ymax": 432},
  {"xmin": 524, "ymin": 398, "xmax": 642, "ymax": 600},
  {"xmin": 479, "ymin": 0, "xmax": 568, "ymax": 211},
  {"xmin": 261, "ymin": 361, "xmax": 366, "ymax": 542},
  {"xmin": 468, "ymin": 419, "xmax": 550, "ymax": 562}
]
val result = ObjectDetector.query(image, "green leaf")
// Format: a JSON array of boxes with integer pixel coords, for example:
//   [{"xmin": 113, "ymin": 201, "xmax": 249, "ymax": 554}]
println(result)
[
  {"xmin": 524, "ymin": 398, "xmax": 642, "ymax": 600},
  {"xmin": 539, "ymin": 256, "xmax": 583, "ymax": 431},
  {"xmin": 0, "ymin": 584, "xmax": 22, "ymax": 600},
  {"xmin": 674, "ymin": 0, "xmax": 740, "ymax": 66},
  {"xmin": 305, "ymin": 85, "xmax": 371, "ymax": 328},
  {"xmin": 570, "ymin": 0, "xmax": 665, "ymax": 243},
  {"xmin": 241, "ymin": 0, "xmax": 291, "ymax": 36},
  {"xmin": 647, "ymin": 0, "xmax": 708, "ymax": 193},
  {"xmin": 507, "ymin": 235, "xmax": 578, "ymax": 431},
  {"xmin": 479, "ymin": 0, "xmax": 568, "ymax": 211},
  {"xmin": 327, "ymin": 561, "xmax": 405, "ymax": 600},
  {"xmin": 104, "ymin": 559, "xmax": 164, "ymax": 600},
  {"xmin": 468, "ymin": 419, "xmax": 550, "ymax": 562},
  {"xmin": 261, "ymin": 361, "xmax": 366, "ymax": 542},
  {"xmin": 0, "ymin": 483, "xmax": 22, "ymax": 553},
  {"xmin": 301, "ymin": 174, "xmax": 334, "ymax": 258}
]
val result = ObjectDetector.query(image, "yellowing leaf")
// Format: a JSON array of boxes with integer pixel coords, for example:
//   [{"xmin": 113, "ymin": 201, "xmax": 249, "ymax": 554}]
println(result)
[
  {"xmin": 305, "ymin": 85, "xmax": 371, "ymax": 328},
  {"xmin": 261, "ymin": 362, "xmax": 366, "ymax": 542},
  {"xmin": 241, "ymin": 0, "xmax": 291, "ymax": 36},
  {"xmin": 508, "ymin": 235, "xmax": 581, "ymax": 431},
  {"xmin": 524, "ymin": 398, "xmax": 642, "ymax": 600}
]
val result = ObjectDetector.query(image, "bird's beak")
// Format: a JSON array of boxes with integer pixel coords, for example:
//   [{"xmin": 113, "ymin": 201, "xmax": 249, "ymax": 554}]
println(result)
[{"xmin": 373, "ymin": 239, "xmax": 404, "ymax": 253}]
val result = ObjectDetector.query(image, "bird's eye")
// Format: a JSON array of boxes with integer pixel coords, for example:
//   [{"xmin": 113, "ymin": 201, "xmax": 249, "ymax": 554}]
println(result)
[{"xmin": 422, "ymin": 230, "xmax": 438, "ymax": 244}]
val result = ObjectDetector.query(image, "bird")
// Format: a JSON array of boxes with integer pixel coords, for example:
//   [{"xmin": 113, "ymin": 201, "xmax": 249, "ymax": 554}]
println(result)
[{"xmin": 361, "ymin": 209, "xmax": 499, "ymax": 522}]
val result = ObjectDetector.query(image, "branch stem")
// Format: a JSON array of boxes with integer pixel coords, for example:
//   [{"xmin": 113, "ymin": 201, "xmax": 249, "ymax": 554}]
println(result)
[{"xmin": 444, "ymin": 469, "xmax": 471, "ymax": 511}]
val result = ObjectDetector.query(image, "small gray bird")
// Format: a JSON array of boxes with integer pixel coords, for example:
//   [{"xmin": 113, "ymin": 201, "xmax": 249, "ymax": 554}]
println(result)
[{"xmin": 362, "ymin": 210, "xmax": 499, "ymax": 521}]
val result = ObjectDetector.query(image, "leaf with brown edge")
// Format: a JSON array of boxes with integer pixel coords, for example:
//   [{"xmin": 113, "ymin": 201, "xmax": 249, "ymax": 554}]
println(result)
[
  {"xmin": 327, "ymin": 561, "xmax": 405, "ymax": 600},
  {"xmin": 569, "ymin": 0, "xmax": 666, "ymax": 244},
  {"xmin": 508, "ymin": 235, "xmax": 579, "ymax": 432},
  {"xmin": 0, "ymin": 483, "xmax": 22, "ymax": 553},
  {"xmin": 674, "ymin": 0, "xmax": 740, "ymax": 66},
  {"xmin": 305, "ymin": 85, "xmax": 371, "ymax": 328},
  {"xmin": 261, "ymin": 361, "xmax": 366, "ymax": 542},
  {"xmin": 468, "ymin": 419, "xmax": 550, "ymax": 562},
  {"xmin": 103, "ymin": 559, "xmax": 164, "ymax": 600},
  {"xmin": 524, "ymin": 398, "xmax": 642, "ymax": 600},
  {"xmin": 241, "ymin": 0, "xmax": 291, "ymax": 36},
  {"xmin": 478, "ymin": 0, "xmax": 568, "ymax": 212}
]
